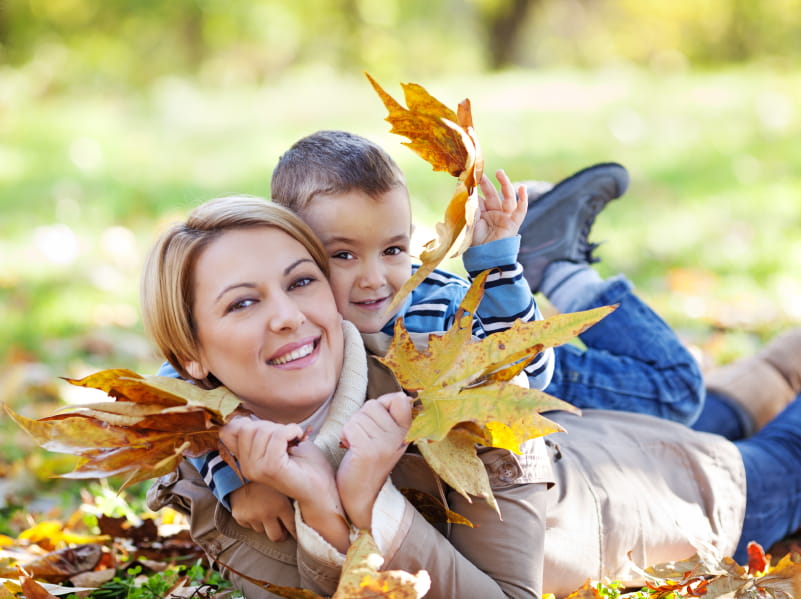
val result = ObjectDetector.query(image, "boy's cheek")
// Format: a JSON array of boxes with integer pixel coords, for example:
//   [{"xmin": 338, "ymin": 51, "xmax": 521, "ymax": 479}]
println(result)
[{"xmin": 326, "ymin": 267, "xmax": 354, "ymax": 310}]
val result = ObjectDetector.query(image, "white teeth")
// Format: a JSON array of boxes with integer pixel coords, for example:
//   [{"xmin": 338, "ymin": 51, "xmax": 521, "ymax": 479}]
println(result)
[{"xmin": 269, "ymin": 343, "xmax": 314, "ymax": 365}]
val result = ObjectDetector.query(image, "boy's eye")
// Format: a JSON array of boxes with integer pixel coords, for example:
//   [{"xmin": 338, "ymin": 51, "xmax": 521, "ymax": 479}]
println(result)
[
  {"xmin": 331, "ymin": 251, "xmax": 354, "ymax": 260},
  {"xmin": 384, "ymin": 246, "xmax": 406, "ymax": 256}
]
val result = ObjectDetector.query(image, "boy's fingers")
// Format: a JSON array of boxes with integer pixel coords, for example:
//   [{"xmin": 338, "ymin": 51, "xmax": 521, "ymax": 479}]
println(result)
[{"xmin": 515, "ymin": 184, "xmax": 528, "ymax": 217}]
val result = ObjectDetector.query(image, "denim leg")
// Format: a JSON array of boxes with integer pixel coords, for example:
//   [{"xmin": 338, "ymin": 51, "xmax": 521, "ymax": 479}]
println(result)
[
  {"xmin": 691, "ymin": 389, "xmax": 752, "ymax": 441},
  {"xmin": 733, "ymin": 394, "xmax": 801, "ymax": 563},
  {"xmin": 546, "ymin": 275, "xmax": 704, "ymax": 425}
]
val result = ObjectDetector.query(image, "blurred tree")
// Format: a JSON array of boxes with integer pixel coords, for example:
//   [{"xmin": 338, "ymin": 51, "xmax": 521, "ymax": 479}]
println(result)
[
  {"xmin": 467, "ymin": 0, "xmax": 544, "ymax": 68},
  {"xmin": 3, "ymin": 0, "xmax": 801, "ymax": 90}
]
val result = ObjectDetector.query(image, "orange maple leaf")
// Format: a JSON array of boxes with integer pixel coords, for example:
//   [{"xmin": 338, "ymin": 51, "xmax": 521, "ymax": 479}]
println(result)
[{"xmin": 366, "ymin": 73, "xmax": 483, "ymax": 318}]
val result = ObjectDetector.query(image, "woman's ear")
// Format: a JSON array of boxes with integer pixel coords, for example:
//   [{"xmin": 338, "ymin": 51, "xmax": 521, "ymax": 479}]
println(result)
[{"xmin": 184, "ymin": 360, "xmax": 209, "ymax": 380}]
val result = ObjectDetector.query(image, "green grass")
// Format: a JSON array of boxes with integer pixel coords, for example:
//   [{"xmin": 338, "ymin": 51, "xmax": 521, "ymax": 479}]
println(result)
[{"xmin": 2, "ymin": 64, "xmax": 800, "ymax": 505}]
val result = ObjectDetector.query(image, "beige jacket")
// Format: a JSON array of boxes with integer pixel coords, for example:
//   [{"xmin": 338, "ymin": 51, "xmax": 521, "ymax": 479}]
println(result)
[{"xmin": 148, "ymin": 325, "xmax": 746, "ymax": 598}]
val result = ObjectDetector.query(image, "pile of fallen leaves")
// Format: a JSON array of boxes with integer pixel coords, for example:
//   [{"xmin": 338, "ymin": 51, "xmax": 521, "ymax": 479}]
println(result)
[
  {"xmin": 560, "ymin": 542, "xmax": 801, "ymax": 598},
  {"xmin": 0, "ymin": 504, "xmax": 428, "ymax": 599},
  {"xmin": 0, "ymin": 502, "xmax": 223, "ymax": 598},
  {"xmin": 2, "ymin": 507, "xmax": 799, "ymax": 599}
]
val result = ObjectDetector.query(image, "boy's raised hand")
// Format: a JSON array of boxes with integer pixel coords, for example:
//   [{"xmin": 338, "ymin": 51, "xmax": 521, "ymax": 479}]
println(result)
[
  {"xmin": 472, "ymin": 169, "xmax": 528, "ymax": 247},
  {"xmin": 229, "ymin": 482, "xmax": 296, "ymax": 542}
]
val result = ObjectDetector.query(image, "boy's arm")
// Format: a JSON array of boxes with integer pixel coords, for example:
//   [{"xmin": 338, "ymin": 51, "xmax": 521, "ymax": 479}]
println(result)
[
  {"xmin": 158, "ymin": 360, "xmax": 294, "ymax": 538},
  {"xmin": 156, "ymin": 361, "xmax": 247, "ymax": 507},
  {"xmin": 463, "ymin": 236, "xmax": 555, "ymax": 391}
]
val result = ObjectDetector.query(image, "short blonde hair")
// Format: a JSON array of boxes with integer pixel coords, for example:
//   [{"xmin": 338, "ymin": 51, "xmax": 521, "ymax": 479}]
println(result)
[{"xmin": 141, "ymin": 195, "xmax": 329, "ymax": 388}]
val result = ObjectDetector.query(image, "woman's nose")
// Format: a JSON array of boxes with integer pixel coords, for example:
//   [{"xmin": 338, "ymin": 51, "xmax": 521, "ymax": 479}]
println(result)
[{"xmin": 267, "ymin": 293, "xmax": 305, "ymax": 331}]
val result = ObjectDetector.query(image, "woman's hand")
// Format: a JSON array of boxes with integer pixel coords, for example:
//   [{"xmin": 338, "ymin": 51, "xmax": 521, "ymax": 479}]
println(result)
[
  {"xmin": 336, "ymin": 392, "xmax": 413, "ymax": 529},
  {"xmin": 472, "ymin": 169, "xmax": 528, "ymax": 247},
  {"xmin": 229, "ymin": 482, "xmax": 297, "ymax": 542},
  {"xmin": 220, "ymin": 417, "xmax": 350, "ymax": 551}
]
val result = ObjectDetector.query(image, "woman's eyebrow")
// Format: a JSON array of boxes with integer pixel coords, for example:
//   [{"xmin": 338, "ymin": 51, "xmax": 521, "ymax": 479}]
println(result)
[
  {"xmin": 215, "ymin": 282, "xmax": 256, "ymax": 303},
  {"xmin": 213, "ymin": 258, "xmax": 315, "ymax": 302},
  {"xmin": 284, "ymin": 257, "xmax": 315, "ymax": 275}
]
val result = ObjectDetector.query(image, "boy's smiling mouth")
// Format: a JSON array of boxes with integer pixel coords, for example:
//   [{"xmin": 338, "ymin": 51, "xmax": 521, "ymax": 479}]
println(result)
[{"xmin": 353, "ymin": 296, "xmax": 390, "ymax": 310}]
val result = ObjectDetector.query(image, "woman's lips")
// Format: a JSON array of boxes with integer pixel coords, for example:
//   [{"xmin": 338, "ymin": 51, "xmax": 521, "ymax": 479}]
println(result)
[{"xmin": 267, "ymin": 337, "xmax": 319, "ymax": 367}]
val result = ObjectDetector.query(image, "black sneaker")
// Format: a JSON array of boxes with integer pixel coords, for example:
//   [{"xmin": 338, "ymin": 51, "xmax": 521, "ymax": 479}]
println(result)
[{"xmin": 517, "ymin": 162, "xmax": 629, "ymax": 292}]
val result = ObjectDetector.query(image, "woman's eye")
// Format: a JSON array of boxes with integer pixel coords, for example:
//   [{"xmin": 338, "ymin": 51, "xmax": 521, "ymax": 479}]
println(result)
[
  {"xmin": 289, "ymin": 276, "xmax": 316, "ymax": 290},
  {"xmin": 227, "ymin": 298, "xmax": 256, "ymax": 313}
]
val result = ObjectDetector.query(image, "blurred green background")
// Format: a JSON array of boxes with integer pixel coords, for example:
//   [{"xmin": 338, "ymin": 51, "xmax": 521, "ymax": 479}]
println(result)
[{"xmin": 2, "ymin": 0, "xmax": 800, "ymax": 506}]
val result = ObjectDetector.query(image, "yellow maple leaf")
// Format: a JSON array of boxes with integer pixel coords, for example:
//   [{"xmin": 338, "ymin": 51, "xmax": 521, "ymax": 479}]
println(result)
[
  {"xmin": 366, "ymin": 73, "xmax": 483, "ymax": 318},
  {"xmin": 378, "ymin": 269, "xmax": 616, "ymax": 511},
  {"xmin": 4, "ymin": 371, "xmax": 243, "ymax": 490},
  {"xmin": 332, "ymin": 530, "xmax": 430, "ymax": 599}
]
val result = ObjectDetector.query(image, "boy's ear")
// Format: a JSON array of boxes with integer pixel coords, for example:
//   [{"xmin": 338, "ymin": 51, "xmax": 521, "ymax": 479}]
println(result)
[{"xmin": 184, "ymin": 360, "xmax": 209, "ymax": 380}]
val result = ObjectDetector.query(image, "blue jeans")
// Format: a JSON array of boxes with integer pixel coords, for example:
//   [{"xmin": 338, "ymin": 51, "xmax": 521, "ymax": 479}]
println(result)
[
  {"xmin": 691, "ymin": 389, "xmax": 752, "ymax": 440},
  {"xmin": 543, "ymin": 275, "xmax": 705, "ymax": 425},
  {"xmin": 734, "ymin": 393, "xmax": 801, "ymax": 563}
]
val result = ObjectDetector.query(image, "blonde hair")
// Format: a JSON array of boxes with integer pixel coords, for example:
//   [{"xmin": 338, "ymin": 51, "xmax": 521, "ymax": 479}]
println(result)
[
  {"xmin": 271, "ymin": 130, "xmax": 406, "ymax": 214},
  {"xmin": 141, "ymin": 195, "xmax": 329, "ymax": 388}
]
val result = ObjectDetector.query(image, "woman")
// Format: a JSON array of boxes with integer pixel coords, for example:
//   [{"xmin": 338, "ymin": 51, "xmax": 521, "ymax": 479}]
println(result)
[{"xmin": 143, "ymin": 195, "xmax": 801, "ymax": 598}]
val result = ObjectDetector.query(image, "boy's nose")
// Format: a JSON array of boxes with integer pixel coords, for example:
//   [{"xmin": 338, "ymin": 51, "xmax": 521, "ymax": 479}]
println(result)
[{"xmin": 358, "ymin": 261, "xmax": 386, "ymax": 288}]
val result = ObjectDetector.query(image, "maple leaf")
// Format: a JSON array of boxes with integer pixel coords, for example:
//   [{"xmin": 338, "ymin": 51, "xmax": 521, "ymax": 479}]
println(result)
[
  {"xmin": 4, "ymin": 371, "xmax": 243, "ymax": 490},
  {"xmin": 366, "ymin": 73, "xmax": 483, "ymax": 317},
  {"xmin": 332, "ymin": 530, "xmax": 430, "ymax": 599},
  {"xmin": 378, "ymin": 269, "xmax": 616, "ymax": 511}
]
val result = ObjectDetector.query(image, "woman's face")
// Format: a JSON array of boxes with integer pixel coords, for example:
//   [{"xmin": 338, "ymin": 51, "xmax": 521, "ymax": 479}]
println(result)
[{"xmin": 188, "ymin": 227, "xmax": 344, "ymax": 422}]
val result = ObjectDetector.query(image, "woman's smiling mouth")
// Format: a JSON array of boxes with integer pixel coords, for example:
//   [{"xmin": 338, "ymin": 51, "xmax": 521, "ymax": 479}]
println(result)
[{"xmin": 268, "ymin": 339, "xmax": 318, "ymax": 365}]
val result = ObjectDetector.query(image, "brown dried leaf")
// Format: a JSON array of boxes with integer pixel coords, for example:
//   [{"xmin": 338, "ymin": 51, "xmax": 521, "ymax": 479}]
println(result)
[
  {"xmin": 4, "ymin": 369, "xmax": 245, "ymax": 490},
  {"xmin": 18, "ymin": 573, "xmax": 58, "ymax": 599},
  {"xmin": 0, "ymin": 545, "xmax": 102, "ymax": 583},
  {"xmin": 399, "ymin": 488, "xmax": 473, "ymax": 528}
]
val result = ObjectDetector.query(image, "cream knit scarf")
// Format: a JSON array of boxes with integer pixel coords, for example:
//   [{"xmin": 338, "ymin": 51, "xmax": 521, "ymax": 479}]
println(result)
[{"xmin": 312, "ymin": 320, "xmax": 369, "ymax": 467}]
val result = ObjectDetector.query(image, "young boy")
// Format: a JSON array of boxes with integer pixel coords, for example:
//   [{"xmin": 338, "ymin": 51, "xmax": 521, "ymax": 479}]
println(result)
[
  {"xmin": 269, "ymin": 129, "xmax": 554, "ymax": 378},
  {"xmin": 161, "ymin": 129, "xmax": 556, "ymax": 539}
]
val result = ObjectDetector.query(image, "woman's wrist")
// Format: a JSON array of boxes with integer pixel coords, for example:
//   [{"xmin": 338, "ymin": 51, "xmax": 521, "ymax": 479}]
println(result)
[{"xmin": 296, "ymin": 483, "xmax": 350, "ymax": 553}]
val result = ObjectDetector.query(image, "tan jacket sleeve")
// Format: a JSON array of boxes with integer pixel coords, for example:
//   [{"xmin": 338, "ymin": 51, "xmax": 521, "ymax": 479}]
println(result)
[
  {"xmin": 382, "ymin": 479, "xmax": 548, "ymax": 599},
  {"xmin": 376, "ymin": 447, "xmax": 551, "ymax": 599}
]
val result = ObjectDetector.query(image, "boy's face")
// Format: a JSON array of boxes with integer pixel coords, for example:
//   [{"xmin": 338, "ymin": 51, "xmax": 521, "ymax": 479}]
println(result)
[{"xmin": 301, "ymin": 187, "xmax": 412, "ymax": 333}]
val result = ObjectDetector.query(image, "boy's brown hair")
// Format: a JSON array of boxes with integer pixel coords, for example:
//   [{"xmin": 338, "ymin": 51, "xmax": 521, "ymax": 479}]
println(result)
[{"xmin": 270, "ymin": 130, "xmax": 406, "ymax": 215}]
